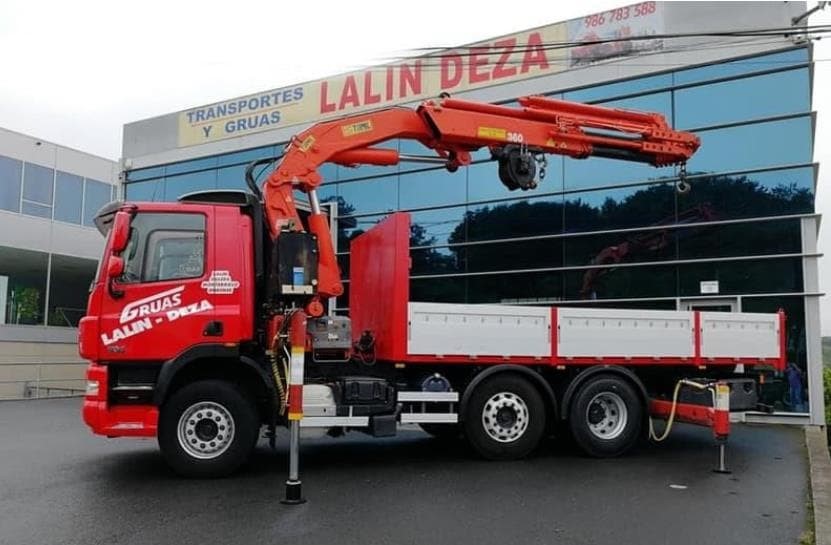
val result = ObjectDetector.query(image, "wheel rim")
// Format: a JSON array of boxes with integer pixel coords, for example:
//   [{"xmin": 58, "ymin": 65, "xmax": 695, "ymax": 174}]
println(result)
[
  {"xmin": 481, "ymin": 392, "xmax": 529, "ymax": 443},
  {"xmin": 177, "ymin": 401, "xmax": 235, "ymax": 460},
  {"xmin": 585, "ymin": 392, "xmax": 628, "ymax": 440}
]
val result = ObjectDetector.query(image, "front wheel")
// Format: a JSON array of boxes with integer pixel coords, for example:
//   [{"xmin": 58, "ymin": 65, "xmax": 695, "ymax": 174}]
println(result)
[
  {"xmin": 463, "ymin": 374, "xmax": 546, "ymax": 460},
  {"xmin": 158, "ymin": 380, "xmax": 259, "ymax": 478},
  {"xmin": 568, "ymin": 375, "xmax": 643, "ymax": 458}
]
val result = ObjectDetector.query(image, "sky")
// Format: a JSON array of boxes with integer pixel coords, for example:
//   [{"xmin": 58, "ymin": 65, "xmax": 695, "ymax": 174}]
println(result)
[{"xmin": 1, "ymin": 0, "xmax": 830, "ymax": 331}]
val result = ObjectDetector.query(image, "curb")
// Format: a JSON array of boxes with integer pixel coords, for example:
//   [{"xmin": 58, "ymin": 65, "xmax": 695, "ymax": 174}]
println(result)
[{"xmin": 806, "ymin": 426, "xmax": 831, "ymax": 545}]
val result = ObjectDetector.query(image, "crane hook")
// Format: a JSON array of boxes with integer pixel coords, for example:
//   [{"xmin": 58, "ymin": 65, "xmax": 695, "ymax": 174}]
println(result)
[
  {"xmin": 493, "ymin": 144, "xmax": 537, "ymax": 191},
  {"xmin": 676, "ymin": 163, "xmax": 691, "ymax": 195}
]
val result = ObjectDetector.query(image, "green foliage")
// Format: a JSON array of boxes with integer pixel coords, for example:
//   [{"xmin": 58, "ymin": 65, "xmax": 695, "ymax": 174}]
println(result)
[
  {"xmin": 823, "ymin": 364, "xmax": 831, "ymax": 427},
  {"xmin": 11, "ymin": 286, "xmax": 41, "ymax": 324},
  {"xmin": 822, "ymin": 337, "xmax": 831, "ymax": 369},
  {"xmin": 823, "ymin": 338, "xmax": 831, "ymax": 429}
]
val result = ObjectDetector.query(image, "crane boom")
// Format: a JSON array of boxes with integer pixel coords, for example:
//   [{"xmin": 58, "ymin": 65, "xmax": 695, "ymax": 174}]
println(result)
[{"xmin": 261, "ymin": 95, "xmax": 701, "ymax": 308}]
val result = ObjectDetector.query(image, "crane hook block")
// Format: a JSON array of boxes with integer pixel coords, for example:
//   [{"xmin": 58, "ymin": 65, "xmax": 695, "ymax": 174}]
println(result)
[{"xmin": 493, "ymin": 145, "xmax": 537, "ymax": 191}]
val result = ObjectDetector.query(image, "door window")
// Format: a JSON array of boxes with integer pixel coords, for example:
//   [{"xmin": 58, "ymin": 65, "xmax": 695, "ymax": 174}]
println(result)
[{"xmin": 121, "ymin": 213, "xmax": 205, "ymax": 283}]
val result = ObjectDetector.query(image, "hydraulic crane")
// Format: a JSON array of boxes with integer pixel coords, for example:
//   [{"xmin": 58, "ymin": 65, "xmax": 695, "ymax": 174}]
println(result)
[{"xmin": 255, "ymin": 94, "xmax": 700, "ymax": 318}]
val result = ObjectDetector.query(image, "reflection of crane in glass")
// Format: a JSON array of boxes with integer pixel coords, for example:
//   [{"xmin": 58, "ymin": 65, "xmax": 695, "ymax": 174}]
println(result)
[
  {"xmin": 571, "ymin": 29, "xmax": 635, "ymax": 66},
  {"xmin": 580, "ymin": 203, "xmax": 716, "ymax": 299}
]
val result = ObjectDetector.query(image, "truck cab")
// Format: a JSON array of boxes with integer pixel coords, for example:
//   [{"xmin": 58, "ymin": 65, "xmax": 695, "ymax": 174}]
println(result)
[{"xmin": 81, "ymin": 193, "xmax": 260, "ymax": 440}]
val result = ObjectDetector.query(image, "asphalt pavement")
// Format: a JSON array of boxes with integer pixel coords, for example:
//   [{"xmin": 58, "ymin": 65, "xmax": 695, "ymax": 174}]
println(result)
[{"xmin": 0, "ymin": 398, "xmax": 809, "ymax": 545}]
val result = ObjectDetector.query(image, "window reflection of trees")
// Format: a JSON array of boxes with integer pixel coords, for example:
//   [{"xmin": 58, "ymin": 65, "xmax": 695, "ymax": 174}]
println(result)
[{"xmin": 330, "ymin": 170, "xmax": 812, "ymax": 303}]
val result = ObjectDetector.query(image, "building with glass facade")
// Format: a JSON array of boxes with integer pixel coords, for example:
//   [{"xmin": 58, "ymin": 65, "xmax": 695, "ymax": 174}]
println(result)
[
  {"xmin": 120, "ymin": 2, "xmax": 823, "ymax": 424},
  {"xmin": 0, "ymin": 126, "xmax": 117, "ymax": 398}
]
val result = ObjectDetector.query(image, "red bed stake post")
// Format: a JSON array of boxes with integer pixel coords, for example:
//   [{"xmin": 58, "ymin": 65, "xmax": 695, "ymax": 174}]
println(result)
[
  {"xmin": 712, "ymin": 381, "xmax": 731, "ymax": 474},
  {"xmin": 282, "ymin": 310, "xmax": 308, "ymax": 505}
]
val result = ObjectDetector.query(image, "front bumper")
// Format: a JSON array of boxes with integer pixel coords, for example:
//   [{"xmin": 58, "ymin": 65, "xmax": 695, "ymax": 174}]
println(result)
[{"xmin": 82, "ymin": 363, "xmax": 158, "ymax": 438}]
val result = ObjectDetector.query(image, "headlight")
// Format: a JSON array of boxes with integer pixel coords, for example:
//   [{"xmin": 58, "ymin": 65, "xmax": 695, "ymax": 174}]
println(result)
[{"xmin": 85, "ymin": 380, "xmax": 100, "ymax": 397}]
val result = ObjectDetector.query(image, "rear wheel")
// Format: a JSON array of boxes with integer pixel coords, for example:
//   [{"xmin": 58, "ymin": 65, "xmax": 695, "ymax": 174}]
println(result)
[
  {"xmin": 568, "ymin": 375, "xmax": 643, "ymax": 458},
  {"xmin": 463, "ymin": 374, "xmax": 546, "ymax": 460},
  {"xmin": 158, "ymin": 380, "xmax": 259, "ymax": 478}
]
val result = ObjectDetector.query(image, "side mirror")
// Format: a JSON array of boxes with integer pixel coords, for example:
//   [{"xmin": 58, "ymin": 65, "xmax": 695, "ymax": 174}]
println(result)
[
  {"xmin": 110, "ymin": 211, "xmax": 131, "ymax": 254},
  {"xmin": 106, "ymin": 255, "xmax": 125, "ymax": 299},
  {"xmin": 106, "ymin": 255, "xmax": 124, "ymax": 279}
]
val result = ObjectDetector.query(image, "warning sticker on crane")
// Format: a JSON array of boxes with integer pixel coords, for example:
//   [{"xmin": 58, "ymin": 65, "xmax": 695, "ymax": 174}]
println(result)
[
  {"xmin": 341, "ymin": 120, "xmax": 374, "ymax": 137},
  {"xmin": 298, "ymin": 135, "xmax": 316, "ymax": 152},
  {"xmin": 477, "ymin": 127, "xmax": 507, "ymax": 140}
]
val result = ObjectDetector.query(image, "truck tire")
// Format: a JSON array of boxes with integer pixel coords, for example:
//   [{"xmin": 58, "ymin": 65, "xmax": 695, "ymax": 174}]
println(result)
[
  {"xmin": 158, "ymin": 380, "xmax": 259, "ymax": 478},
  {"xmin": 463, "ymin": 374, "xmax": 546, "ymax": 460},
  {"xmin": 419, "ymin": 423, "xmax": 461, "ymax": 440},
  {"xmin": 568, "ymin": 374, "xmax": 643, "ymax": 458}
]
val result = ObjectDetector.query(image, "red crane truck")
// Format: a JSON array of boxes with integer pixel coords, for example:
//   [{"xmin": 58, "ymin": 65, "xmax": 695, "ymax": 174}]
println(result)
[{"xmin": 80, "ymin": 96, "xmax": 785, "ymax": 487}]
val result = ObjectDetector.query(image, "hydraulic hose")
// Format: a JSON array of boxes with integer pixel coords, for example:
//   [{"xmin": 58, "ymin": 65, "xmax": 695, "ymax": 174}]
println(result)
[
  {"xmin": 648, "ymin": 379, "xmax": 713, "ymax": 442},
  {"xmin": 244, "ymin": 154, "xmax": 284, "ymax": 201},
  {"xmin": 268, "ymin": 310, "xmax": 298, "ymax": 417},
  {"xmin": 268, "ymin": 344, "xmax": 288, "ymax": 416}
]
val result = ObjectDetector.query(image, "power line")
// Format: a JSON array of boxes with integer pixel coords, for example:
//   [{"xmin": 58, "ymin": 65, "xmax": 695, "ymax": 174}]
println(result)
[
  {"xmin": 395, "ymin": 24, "xmax": 831, "ymax": 58},
  {"xmin": 391, "ymin": 37, "xmax": 814, "ymax": 71},
  {"xmin": 330, "ymin": 34, "xmax": 823, "ymax": 74}
]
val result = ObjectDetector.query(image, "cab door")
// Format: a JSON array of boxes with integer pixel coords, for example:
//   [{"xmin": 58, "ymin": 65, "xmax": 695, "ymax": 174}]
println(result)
[
  {"xmin": 97, "ymin": 207, "xmax": 215, "ymax": 361},
  {"xmin": 206, "ymin": 204, "xmax": 253, "ymax": 344}
]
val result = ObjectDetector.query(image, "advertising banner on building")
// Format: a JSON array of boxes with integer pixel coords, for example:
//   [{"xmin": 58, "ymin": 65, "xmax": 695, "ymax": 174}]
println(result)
[
  {"xmin": 568, "ymin": 2, "xmax": 664, "ymax": 67},
  {"xmin": 177, "ymin": 23, "xmax": 567, "ymax": 148},
  {"xmin": 177, "ymin": 2, "xmax": 664, "ymax": 148}
]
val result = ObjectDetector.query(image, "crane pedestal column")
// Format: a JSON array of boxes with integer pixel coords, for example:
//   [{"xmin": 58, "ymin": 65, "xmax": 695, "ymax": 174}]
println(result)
[{"xmin": 281, "ymin": 421, "xmax": 305, "ymax": 504}]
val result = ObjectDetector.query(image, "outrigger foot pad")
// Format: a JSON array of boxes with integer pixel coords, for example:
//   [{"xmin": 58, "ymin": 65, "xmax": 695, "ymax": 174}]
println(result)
[{"xmin": 281, "ymin": 480, "xmax": 306, "ymax": 505}]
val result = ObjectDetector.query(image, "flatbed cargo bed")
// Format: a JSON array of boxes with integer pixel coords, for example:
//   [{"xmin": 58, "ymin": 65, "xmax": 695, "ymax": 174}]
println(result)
[{"xmin": 349, "ymin": 212, "xmax": 785, "ymax": 370}]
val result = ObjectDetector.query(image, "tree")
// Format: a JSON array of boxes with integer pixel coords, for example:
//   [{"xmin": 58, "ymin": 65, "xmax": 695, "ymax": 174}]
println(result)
[{"xmin": 11, "ymin": 286, "xmax": 40, "ymax": 325}]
